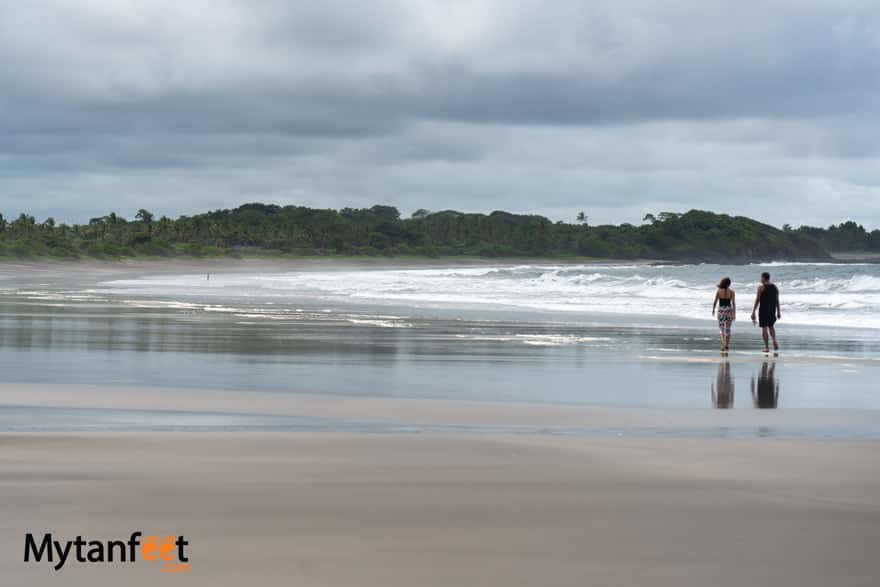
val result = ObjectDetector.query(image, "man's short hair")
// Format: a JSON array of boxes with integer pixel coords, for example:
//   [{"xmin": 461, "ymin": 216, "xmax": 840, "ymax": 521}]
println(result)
[{"xmin": 761, "ymin": 272, "xmax": 771, "ymax": 280}]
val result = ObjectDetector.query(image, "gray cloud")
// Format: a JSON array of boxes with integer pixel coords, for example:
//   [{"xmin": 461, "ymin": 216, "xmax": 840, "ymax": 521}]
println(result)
[{"xmin": 0, "ymin": 0, "xmax": 878, "ymax": 227}]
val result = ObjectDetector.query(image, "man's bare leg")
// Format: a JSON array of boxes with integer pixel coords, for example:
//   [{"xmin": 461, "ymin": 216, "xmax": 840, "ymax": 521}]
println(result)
[{"xmin": 769, "ymin": 326, "xmax": 779, "ymax": 350}]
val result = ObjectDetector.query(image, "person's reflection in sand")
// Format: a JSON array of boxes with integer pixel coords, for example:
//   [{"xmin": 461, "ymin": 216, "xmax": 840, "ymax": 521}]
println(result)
[
  {"xmin": 712, "ymin": 360, "xmax": 735, "ymax": 408},
  {"xmin": 751, "ymin": 360, "xmax": 779, "ymax": 409}
]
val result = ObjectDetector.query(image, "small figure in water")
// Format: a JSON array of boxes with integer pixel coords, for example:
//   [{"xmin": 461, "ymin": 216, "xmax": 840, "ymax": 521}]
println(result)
[
  {"xmin": 712, "ymin": 277, "xmax": 736, "ymax": 352},
  {"xmin": 751, "ymin": 271, "xmax": 781, "ymax": 353},
  {"xmin": 207, "ymin": 273, "xmax": 210, "ymax": 281}
]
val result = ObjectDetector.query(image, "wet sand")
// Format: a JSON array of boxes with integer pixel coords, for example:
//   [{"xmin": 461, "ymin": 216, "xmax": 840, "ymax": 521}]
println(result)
[
  {"xmin": 2, "ymin": 383, "xmax": 880, "ymax": 438},
  {"xmin": 1, "ymin": 432, "xmax": 878, "ymax": 586}
]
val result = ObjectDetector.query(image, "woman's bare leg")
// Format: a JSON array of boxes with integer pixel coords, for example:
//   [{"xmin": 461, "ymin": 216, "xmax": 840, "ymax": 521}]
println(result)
[
  {"xmin": 769, "ymin": 326, "xmax": 779, "ymax": 350},
  {"xmin": 761, "ymin": 327, "xmax": 770, "ymax": 352}
]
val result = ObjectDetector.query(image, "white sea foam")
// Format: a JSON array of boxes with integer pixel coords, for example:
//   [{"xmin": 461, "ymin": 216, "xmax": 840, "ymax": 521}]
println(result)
[
  {"xmin": 346, "ymin": 318, "xmax": 412, "ymax": 328},
  {"xmin": 234, "ymin": 313, "xmax": 292, "ymax": 320},
  {"xmin": 96, "ymin": 263, "xmax": 880, "ymax": 330},
  {"xmin": 454, "ymin": 334, "xmax": 612, "ymax": 346}
]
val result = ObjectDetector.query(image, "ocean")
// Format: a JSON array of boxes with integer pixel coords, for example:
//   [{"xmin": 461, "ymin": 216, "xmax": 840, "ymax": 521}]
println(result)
[
  {"xmin": 94, "ymin": 261, "xmax": 880, "ymax": 330},
  {"xmin": 1, "ymin": 261, "xmax": 879, "ymax": 431}
]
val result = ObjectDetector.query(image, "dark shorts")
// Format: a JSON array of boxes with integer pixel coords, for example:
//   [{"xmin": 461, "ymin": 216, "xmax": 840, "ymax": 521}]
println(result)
[{"xmin": 759, "ymin": 313, "xmax": 776, "ymax": 328}]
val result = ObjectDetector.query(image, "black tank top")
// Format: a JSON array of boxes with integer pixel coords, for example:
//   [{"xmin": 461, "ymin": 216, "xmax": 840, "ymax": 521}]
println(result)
[
  {"xmin": 718, "ymin": 288, "xmax": 732, "ymax": 307},
  {"xmin": 760, "ymin": 284, "xmax": 778, "ymax": 311}
]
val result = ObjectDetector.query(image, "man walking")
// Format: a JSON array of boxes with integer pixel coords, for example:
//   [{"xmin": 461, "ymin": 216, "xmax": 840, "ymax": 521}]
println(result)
[{"xmin": 751, "ymin": 272, "xmax": 781, "ymax": 353}]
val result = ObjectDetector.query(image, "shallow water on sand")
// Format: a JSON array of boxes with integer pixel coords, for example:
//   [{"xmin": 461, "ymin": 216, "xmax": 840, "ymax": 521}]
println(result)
[{"xmin": 1, "ymin": 262, "xmax": 879, "ymax": 433}]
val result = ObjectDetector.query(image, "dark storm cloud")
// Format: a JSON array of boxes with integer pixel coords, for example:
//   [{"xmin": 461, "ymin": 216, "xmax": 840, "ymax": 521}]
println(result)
[{"xmin": 0, "ymin": 0, "xmax": 878, "ymax": 226}]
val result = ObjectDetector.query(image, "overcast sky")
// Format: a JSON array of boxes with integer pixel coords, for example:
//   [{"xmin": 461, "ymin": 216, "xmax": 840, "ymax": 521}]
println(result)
[{"xmin": 2, "ymin": 1, "xmax": 879, "ymax": 227}]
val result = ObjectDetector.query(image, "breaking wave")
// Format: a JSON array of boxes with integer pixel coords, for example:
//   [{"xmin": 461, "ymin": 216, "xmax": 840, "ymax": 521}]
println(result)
[{"xmin": 96, "ymin": 262, "xmax": 880, "ymax": 329}]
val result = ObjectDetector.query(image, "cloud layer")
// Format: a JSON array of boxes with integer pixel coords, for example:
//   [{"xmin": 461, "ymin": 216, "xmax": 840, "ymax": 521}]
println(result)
[{"xmin": 1, "ymin": 0, "xmax": 879, "ymax": 226}]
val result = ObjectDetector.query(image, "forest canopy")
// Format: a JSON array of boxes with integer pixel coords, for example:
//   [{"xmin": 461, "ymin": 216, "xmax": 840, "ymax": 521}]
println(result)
[{"xmin": 1, "ymin": 204, "xmax": 878, "ymax": 262}]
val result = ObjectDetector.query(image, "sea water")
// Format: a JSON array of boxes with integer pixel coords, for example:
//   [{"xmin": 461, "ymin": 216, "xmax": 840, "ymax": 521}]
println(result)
[
  {"xmin": 1, "ymin": 262, "xmax": 879, "ymax": 421},
  {"xmin": 95, "ymin": 262, "xmax": 880, "ymax": 330}
]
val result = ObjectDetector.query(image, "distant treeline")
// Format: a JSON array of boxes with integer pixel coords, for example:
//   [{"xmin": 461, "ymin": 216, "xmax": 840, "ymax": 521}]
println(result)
[{"xmin": 1, "ymin": 204, "xmax": 879, "ymax": 262}]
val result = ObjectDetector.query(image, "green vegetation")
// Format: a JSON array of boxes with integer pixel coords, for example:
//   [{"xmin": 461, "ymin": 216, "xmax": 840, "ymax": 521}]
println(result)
[{"xmin": 1, "ymin": 204, "xmax": 878, "ymax": 262}]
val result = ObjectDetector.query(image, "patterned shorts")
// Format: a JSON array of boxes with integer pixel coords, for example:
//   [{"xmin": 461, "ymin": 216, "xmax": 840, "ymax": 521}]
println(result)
[{"xmin": 717, "ymin": 306, "xmax": 733, "ymax": 337}]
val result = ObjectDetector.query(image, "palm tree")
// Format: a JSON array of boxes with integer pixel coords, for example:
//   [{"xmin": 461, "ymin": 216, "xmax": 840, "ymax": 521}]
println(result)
[{"xmin": 136, "ymin": 209, "xmax": 155, "ymax": 235}]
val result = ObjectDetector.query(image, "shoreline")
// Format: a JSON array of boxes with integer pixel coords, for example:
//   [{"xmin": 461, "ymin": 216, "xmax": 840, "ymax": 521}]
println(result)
[
  {"xmin": 0, "ymin": 256, "xmax": 664, "ymax": 274},
  {"xmin": 6, "ymin": 254, "xmax": 878, "ymax": 271},
  {"xmin": 1, "ymin": 256, "xmax": 875, "ymax": 286}
]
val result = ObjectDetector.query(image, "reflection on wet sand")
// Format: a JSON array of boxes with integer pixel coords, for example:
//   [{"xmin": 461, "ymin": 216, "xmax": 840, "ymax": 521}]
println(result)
[
  {"xmin": 711, "ymin": 360, "xmax": 735, "ymax": 409},
  {"xmin": 752, "ymin": 360, "xmax": 780, "ymax": 409},
  {"xmin": 2, "ymin": 287, "xmax": 874, "ymax": 411}
]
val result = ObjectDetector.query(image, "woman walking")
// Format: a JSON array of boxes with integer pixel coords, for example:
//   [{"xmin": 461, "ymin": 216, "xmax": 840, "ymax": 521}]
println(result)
[{"xmin": 712, "ymin": 277, "xmax": 736, "ymax": 352}]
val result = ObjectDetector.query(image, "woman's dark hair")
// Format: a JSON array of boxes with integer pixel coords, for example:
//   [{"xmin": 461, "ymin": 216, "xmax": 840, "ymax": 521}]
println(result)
[
  {"xmin": 718, "ymin": 277, "xmax": 732, "ymax": 289},
  {"xmin": 762, "ymin": 272, "xmax": 771, "ymax": 280}
]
